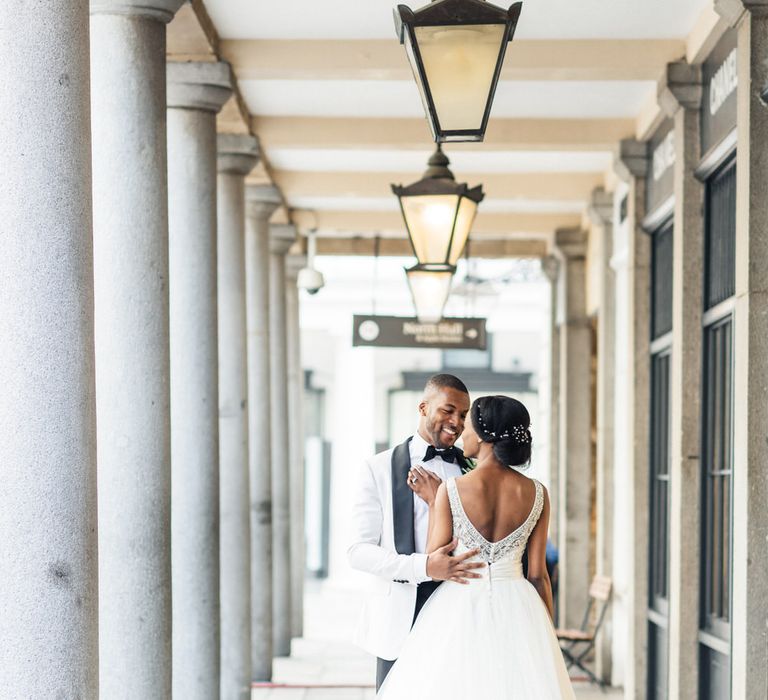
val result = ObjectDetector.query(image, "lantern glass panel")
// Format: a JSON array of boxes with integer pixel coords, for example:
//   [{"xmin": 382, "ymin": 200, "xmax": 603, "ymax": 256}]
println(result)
[
  {"xmin": 407, "ymin": 268, "xmax": 454, "ymax": 323},
  {"xmin": 412, "ymin": 23, "xmax": 506, "ymax": 133},
  {"xmin": 401, "ymin": 194, "xmax": 460, "ymax": 264},
  {"xmin": 449, "ymin": 197, "xmax": 478, "ymax": 264}
]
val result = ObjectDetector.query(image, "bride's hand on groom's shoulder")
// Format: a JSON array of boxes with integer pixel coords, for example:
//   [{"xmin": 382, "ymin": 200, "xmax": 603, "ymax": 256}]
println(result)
[
  {"xmin": 407, "ymin": 465, "xmax": 441, "ymax": 506},
  {"xmin": 426, "ymin": 540, "xmax": 485, "ymax": 584}
]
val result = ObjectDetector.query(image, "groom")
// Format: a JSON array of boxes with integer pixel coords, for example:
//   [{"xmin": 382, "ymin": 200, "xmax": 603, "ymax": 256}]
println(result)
[{"xmin": 348, "ymin": 373, "xmax": 484, "ymax": 690}]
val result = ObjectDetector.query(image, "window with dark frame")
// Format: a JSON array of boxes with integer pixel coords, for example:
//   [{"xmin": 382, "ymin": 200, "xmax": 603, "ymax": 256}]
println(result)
[
  {"xmin": 651, "ymin": 224, "xmax": 674, "ymax": 340},
  {"xmin": 699, "ymin": 156, "xmax": 736, "ymax": 700},
  {"xmin": 649, "ymin": 350, "xmax": 671, "ymax": 610},
  {"xmin": 647, "ymin": 220, "xmax": 673, "ymax": 700}
]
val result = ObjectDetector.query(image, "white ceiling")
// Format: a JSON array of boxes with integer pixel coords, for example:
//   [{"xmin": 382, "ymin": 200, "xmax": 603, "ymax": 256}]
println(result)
[
  {"xmin": 239, "ymin": 79, "xmax": 656, "ymax": 119},
  {"xmin": 266, "ymin": 149, "xmax": 613, "ymax": 174},
  {"xmin": 206, "ymin": 0, "xmax": 710, "ymax": 41},
  {"xmin": 287, "ymin": 196, "xmax": 584, "ymax": 213}
]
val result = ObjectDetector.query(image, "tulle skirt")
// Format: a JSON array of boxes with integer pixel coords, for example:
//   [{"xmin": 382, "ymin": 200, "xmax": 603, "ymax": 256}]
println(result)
[{"xmin": 378, "ymin": 574, "xmax": 576, "ymax": 699}]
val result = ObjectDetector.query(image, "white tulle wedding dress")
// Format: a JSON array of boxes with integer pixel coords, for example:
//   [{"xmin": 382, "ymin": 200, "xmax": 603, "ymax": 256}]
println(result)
[{"xmin": 378, "ymin": 477, "xmax": 576, "ymax": 699}]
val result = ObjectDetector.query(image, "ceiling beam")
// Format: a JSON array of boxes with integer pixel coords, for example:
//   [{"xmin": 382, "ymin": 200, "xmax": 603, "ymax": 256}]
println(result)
[
  {"xmin": 222, "ymin": 39, "xmax": 684, "ymax": 82},
  {"xmin": 315, "ymin": 236, "xmax": 547, "ymax": 258},
  {"xmin": 273, "ymin": 170, "xmax": 603, "ymax": 202},
  {"xmin": 292, "ymin": 209, "xmax": 577, "ymax": 236},
  {"xmin": 167, "ymin": 2, "xmax": 218, "ymax": 61},
  {"xmin": 254, "ymin": 116, "xmax": 634, "ymax": 152}
]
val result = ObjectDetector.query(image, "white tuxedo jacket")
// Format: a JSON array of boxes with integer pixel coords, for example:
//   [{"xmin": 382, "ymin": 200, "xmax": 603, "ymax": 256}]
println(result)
[{"xmin": 348, "ymin": 436, "xmax": 467, "ymax": 660}]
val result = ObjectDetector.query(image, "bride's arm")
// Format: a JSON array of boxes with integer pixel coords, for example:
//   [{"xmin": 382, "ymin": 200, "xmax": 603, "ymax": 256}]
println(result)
[
  {"xmin": 426, "ymin": 483, "xmax": 453, "ymax": 553},
  {"xmin": 526, "ymin": 486, "xmax": 555, "ymax": 620}
]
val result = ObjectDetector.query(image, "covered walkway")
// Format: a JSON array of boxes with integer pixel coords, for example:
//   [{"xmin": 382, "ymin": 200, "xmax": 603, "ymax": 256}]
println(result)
[{"xmin": 2, "ymin": 0, "xmax": 768, "ymax": 699}]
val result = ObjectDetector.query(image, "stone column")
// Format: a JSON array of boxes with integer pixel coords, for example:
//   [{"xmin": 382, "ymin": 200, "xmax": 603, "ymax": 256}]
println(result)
[
  {"xmin": 719, "ymin": 3, "xmax": 768, "ymax": 697},
  {"xmin": 613, "ymin": 139, "xmax": 651, "ymax": 699},
  {"xmin": 286, "ymin": 255, "xmax": 308, "ymax": 640},
  {"xmin": 554, "ymin": 228, "xmax": 592, "ymax": 630},
  {"xmin": 541, "ymin": 256, "xmax": 560, "ymax": 546},
  {"xmin": 589, "ymin": 188, "xmax": 616, "ymax": 683},
  {"xmin": 218, "ymin": 135, "xmax": 260, "ymax": 700},
  {"xmin": 244, "ymin": 185, "xmax": 283, "ymax": 681},
  {"xmin": 0, "ymin": 3, "xmax": 98, "ymax": 696},
  {"xmin": 89, "ymin": 2, "xmax": 183, "ymax": 696},
  {"xmin": 167, "ymin": 61, "xmax": 232, "ymax": 700},
  {"xmin": 270, "ymin": 224, "xmax": 299, "ymax": 657},
  {"xmin": 612, "ymin": 139, "xmax": 651, "ymax": 700},
  {"xmin": 658, "ymin": 61, "xmax": 705, "ymax": 700}
]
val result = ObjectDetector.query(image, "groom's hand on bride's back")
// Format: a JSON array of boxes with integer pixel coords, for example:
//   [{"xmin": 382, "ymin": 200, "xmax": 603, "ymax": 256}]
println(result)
[{"xmin": 427, "ymin": 539, "xmax": 485, "ymax": 584}]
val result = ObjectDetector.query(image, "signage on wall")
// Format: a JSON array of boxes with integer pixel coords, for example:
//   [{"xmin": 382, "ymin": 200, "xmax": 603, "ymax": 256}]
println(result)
[
  {"xmin": 701, "ymin": 29, "xmax": 738, "ymax": 159},
  {"xmin": 708, "ymin": 49, "xmax": 737, "ymax": 116},
  {"xmin": 646, "ymin": 119, "xmax": 676, "ymax": 216},
  {"xmin": 652, "ymin": 130, "xmax": 676, "ymax": 183},
  {"xmin": 352, "ymin": 315, "xmax": 487, "ymax": 350}
]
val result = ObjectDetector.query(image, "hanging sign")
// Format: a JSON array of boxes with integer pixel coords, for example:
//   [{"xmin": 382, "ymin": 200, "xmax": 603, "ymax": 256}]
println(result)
[
  {"xmin": 701, "ymin": 29, "xmax": 738, "ymax": 159},
  {"xmin": 646, "ymin": 119, "xmax": 676, "ymax": 217},
  {"xmin": 352, "ymin": 315, "xmax": 487, "ymax": 350}
]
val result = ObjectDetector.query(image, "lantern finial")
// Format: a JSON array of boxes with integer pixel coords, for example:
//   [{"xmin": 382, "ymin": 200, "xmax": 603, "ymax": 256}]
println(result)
[{"xmin": 423, "ymin": 145, "xmax": 454, "ymax": 180}]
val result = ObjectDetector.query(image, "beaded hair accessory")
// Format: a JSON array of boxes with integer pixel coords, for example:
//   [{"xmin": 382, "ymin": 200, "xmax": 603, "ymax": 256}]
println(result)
[{"xmin": 476, "ymin": 405, "xmax": 532, "ymax": 445}]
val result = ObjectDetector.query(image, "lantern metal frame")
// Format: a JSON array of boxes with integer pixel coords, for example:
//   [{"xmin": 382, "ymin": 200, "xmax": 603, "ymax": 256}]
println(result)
[
  {"xmin": 391, "ymin": 145, "xmax": 484, "ymax": 268},
  {"xmin": 395, "ymin": 0, "xmax": 523, "ymax": 143}
]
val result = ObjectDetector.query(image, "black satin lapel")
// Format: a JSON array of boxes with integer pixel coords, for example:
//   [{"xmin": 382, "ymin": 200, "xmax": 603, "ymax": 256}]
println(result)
[
  {"xmin": 455, "ymin": 447, "xmax": 471, "ymax": 474},
  {"xmin": 391, "ymin": 437, "xmax": 415, "ymax": 555}
]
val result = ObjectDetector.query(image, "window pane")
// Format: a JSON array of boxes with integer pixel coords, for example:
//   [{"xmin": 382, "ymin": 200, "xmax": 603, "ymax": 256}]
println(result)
[
  {"xmin": 652, "ymin": 223, "xmax": 674, "ymax": 339},
  {"xmin": 650, "ymin": 351, "xmax": 671, "ymax": 607},
  {"xmin": 701, "ymin": 318, "xmax": 733, "ymax": 635},
  {"xmin": 705, "ymin": 160, "xmax": 736, "ymax": 309}
]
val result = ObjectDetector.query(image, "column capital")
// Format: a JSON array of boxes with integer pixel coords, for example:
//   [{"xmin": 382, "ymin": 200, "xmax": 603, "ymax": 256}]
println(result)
[
  {"xmin": 554, "ymin": 228, "xmax": 588, "ymax": 260},
  {"xmin": 657, "ymin": 61, "xmax": 703, "ymax": 117},
  {"xmin": 715, "ymin": 0, "xmax": 768, "ymax": 25},
  {"xmin": 286, "ymin": 255, "xmax": 308, "ymax": 281},
  {"xmin": 541, "ymin": 255, "xmax": 560, "ymax": 284},
  {"xmin": 270, "ymin": 224, "xmax": 298, "ymax": 256},
  {"xmin": 613, "ymin": 138, "xmax": 649, "ymax": 183},
  {"xmin": 246, "ymin": 185, "xmax": 283, "ymax": 221},
  {"xmin": 218, "ymin": 134, "xmax": 260, "ymax": 176},
  {"xmin": 90, "ymin": 0, "xmax": 184, "ymax": 22},
  {"xmin": 167, "ymin": 61, "xmax": 232, "ymax": 114},
  {"xmin": 588, "ymin": 188, "xmax": 613, "ymax": 229}
]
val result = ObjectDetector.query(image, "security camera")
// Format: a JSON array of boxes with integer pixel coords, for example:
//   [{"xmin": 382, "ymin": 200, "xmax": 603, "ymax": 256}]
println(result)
[
  {"xmin": 297, "ymin": 266, "xmax": 325, "ymax": 295},
  {"xmin": 296, "ymin": 229, "xmax": 325, "ymax": 295}
]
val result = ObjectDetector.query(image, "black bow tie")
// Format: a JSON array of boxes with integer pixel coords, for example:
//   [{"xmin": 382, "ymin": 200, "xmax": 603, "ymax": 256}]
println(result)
[{"xmin": 423, "ymin": 445, "xmax": 459, "ymax": 463}]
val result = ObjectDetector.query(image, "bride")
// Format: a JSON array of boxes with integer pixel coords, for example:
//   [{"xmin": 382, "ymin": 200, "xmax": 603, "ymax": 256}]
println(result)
[{"xmin": 378, "ymin": 395, "xmax": 575, "ymax": 699}]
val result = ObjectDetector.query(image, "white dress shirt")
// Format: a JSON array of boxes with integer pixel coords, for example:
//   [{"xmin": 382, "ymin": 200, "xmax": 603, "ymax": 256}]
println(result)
[{"xmin": 409, "ymin": 433, "xmax": 463, "ymax": 554}]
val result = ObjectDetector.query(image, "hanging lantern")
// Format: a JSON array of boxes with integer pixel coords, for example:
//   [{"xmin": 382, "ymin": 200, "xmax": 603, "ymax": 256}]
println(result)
[
  {"xmin": 395, "ymin": 0, "xmax": 523, "ymax": 143},
  {"xmin": 406, "ymin": 263, "xmax": 455, "ymax": 323},
  {"xmin": 392, "ymin": 145, "xmax": 483, "ymax": 268}
]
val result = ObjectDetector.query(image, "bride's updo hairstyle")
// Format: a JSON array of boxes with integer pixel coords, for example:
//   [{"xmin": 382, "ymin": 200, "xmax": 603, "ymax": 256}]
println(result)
[{"xmin": 471, "ymin": 395, "xmax": 533, "ymax": 468}]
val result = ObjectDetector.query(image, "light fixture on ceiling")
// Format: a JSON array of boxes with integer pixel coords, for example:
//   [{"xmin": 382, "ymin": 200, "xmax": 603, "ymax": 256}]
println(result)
[
  {"xmin": 394, "ymin": 0, "xmax": 523, "ymax": 143},
  {"xmin": 405, "ymin": 262, "xmax": 455, "ymax": 323},
  {"xmin": 392, "ymin": 145, "xmax": 484, "ymax": 268},
  {"xmin": 297, "ymin": 229, "xmax": 325, "ymax": 295}
]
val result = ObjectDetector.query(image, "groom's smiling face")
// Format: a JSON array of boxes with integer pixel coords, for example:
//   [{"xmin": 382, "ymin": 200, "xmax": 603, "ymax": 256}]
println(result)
[{"xmin": 418, "ymin": 387, "xmax": 470, "ymax": 449}]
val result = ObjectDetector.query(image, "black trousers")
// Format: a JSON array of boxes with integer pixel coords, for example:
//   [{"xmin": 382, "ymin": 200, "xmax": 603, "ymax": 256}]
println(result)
[{"xmin": 376, "ymin": 581, "xmax": 441, "ymax": 691}]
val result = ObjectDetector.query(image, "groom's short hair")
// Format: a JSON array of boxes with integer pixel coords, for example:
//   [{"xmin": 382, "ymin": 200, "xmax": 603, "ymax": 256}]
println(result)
[{"xmin": 424, "ymin": 373, "xmax": 469, "ymax": 396}]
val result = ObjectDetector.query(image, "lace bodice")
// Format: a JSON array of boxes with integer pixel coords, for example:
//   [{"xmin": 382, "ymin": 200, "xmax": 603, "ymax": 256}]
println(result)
[{"xmin": 447, "ymin": 477, "xmax": 544, "ymax": 565}]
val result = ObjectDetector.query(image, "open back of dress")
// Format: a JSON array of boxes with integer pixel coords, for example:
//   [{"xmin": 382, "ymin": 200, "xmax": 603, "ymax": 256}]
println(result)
[{"xmin": 378, "ymin": 475, "xmax": 576, "ymax": 700}]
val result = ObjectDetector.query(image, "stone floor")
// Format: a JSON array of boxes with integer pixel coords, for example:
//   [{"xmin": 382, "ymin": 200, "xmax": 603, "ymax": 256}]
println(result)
[{"xmin": 252, "ymin": 580, "xmax": 622, "ymax": 700}]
